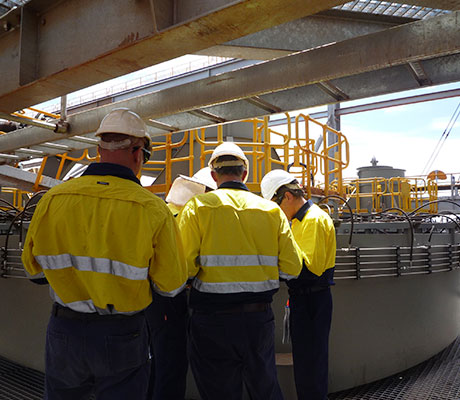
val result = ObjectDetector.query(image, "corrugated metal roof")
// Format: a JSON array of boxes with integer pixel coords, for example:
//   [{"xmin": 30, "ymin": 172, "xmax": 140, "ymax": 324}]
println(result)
[{"xmin": 335, "ymin": 0, "xmax": 450, "ymax": 19}]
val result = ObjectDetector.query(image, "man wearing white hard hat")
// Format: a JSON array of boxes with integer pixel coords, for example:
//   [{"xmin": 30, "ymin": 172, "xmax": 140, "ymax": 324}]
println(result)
[
  {"xmin": 22, "ymin": 108, "xmax": 187, "ymax": 400},
  {"xmin": 178, "ymin": 142, "xmax": 302, "ymax": 400},
  {"xmin": 260, "ymin": 169, "xmax": 336, "ymax": 400}
]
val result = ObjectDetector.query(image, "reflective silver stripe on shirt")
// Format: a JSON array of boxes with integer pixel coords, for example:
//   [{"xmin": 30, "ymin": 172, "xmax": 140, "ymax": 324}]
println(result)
[
  {"xmin": 192, "ymin": 278, "xmax": 280, "ymax": 294},
  {"xmin": 35, "ymin": 254, "xmax": 148, "ymax": 281},
  {"xmin": 24, "ymin": 269, "xmax": 45, "ymax": 280},
  {"xmin": 50, "ymin": 290, "xmax": 141, "ymax": 315},
  {"xmin": 153, "ymin": 281, "xmax": 187, "ymax": 298},
  {"xmin": 279, "ymin": 270, "xmax": 299, "ymax": 281},
  {"xmin": 199, "ymin": 255, "xmax": 278, "ymax": 267}
]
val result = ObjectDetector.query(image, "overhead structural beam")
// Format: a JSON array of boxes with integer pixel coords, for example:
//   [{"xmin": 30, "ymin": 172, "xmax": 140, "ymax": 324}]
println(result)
[
  {"xmin": 267, "ymin": 88, "xmax": 460, "ymax": 122},
  {"xmin": 0, "ymin": 0, "xmax": 348, "ymax": 113},
  {"xmin": 100, "ymin": 10, "xmax": 460, "ymax": 121},
  {"xmin": 0, "ymin": 10, "xmax": 459, "ymax": 153}
]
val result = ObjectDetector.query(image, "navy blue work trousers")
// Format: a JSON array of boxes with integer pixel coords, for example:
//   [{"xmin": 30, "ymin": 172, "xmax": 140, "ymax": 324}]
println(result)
[
  {"xmin": 189, "ymin": 307, "xmax": 283, "ymax": 400},
  {"xmin": 289, "ymin": 288, "xmax": 333, "ymax": 400},
  {"xmin": 44, "ymin": 310, "xmax": 150, "ymax": 400},
  {"xmin": 145, "ymin": 291, "xmax": 188, "ymax": 400}
]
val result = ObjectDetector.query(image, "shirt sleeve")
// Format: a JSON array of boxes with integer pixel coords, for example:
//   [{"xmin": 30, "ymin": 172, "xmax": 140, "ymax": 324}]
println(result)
[
  {"xmin": 21, "ymin": 198, "xmax": 46, "ymax": 280},
  {"xmin": 177, "ymin": 201, "xmax": 202, "ymax": 279},
  {"xmin": 149, "ymin": 206, "xmax": 188, "ymax": 297},
  {"xmin": 277, "ymin": 210, "xmax": 303, "ymax": 280}
]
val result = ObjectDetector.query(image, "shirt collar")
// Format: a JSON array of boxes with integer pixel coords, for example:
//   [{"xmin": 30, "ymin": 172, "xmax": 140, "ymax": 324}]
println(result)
[
  {"xmin": 218, "ymin": 181, "xmax": 249, "ymax": 191},
  {"xmin": 82, "ymin": 163, "xmax": 141, "ymax": 186},
  {"xmin": 293, "ymin": 199, "xmax": 313, "ymax": 222}
]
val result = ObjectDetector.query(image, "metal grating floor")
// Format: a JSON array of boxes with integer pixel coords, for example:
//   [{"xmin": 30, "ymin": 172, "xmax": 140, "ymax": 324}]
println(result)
[
  {"xmin": 330, "ymin": 336, "xmax": 460, "ymax": 400},
  {"xmin": 0, "ymin": 356, "xmax": 44, "ymax": 400},
  {"xmin": 0, "ymin": 337, "xmax": 459, "ymax": 400}
]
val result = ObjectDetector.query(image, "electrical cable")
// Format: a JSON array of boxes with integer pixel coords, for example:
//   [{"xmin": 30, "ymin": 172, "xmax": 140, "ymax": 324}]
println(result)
[
  {"xmin": 1, "ymin": 191, "xmax": 47, "ymax": 278},
  {"xmin": 422, "ymin": 101, "xmax": 460, "ymax": 175},
  {"xmin": 370, "ymin": 207, "xmax": 415, "ymax": 266},
  {"xmin": 318, "ymin": 194, "xmax": 354, "ymax": 248}
]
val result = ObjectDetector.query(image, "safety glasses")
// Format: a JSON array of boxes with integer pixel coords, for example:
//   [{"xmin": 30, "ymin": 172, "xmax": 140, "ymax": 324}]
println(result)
[
  {"xmin": 132, "ymin": 146, "xmax": 151, "ymax": 164},
  {"xmin": 272, "ymin": 192, "xmax": 284, "ymax": 206}
]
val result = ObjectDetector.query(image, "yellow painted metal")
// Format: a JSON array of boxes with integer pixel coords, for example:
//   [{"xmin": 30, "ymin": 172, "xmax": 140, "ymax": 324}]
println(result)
[
  {"xmin": 25, "ymin": 113, "xmax": 442, "ymax": 215},
  {"xmin": 0, "ymin": 187, "xmax": 27, "ymax": 211},
  {"xmin": 344, "ymin": 175, "xmax": 439, "ymax": 214},
  {"xmin": 143, "ymin": 113, "xmax": 349, "ymax": 198}
]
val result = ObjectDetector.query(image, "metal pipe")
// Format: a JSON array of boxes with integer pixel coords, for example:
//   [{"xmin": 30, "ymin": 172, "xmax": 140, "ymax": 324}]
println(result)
[
  {"xmin": 60, "ymin": 95, "xmax": 67, "ymax": 122},
  {"xmin": 0, "ymin": 112, "xmax": 68, "ymax": 133}
]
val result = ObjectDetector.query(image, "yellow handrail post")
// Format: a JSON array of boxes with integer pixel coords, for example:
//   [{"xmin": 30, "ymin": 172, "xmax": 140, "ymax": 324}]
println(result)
[
  {"xmin": 55, "ymin": 154, "xmax": 67, "ymax": 180},
  {"xmin": 33, "ymin": 156, "xmax": 48, "ymax": 192},
  {"xmin": 263, "ymin": 116, "xmax": 271, "ymax": 176},
  {"xmin": 165, "ymin": 134, "xmax": 172, "ymax": 191}
]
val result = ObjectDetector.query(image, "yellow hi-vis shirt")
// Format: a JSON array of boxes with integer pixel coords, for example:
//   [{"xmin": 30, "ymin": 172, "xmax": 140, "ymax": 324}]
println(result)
[
  {"xmin": 178, "ymin": 185, "xmax": 302, "ymax": 294},
  {"xmin": 22, "ymin": 172, "xmax": 187, "ymax": 315},
  {"xmin": 291, "ymin": 203, "xmax": 336, "ymax": 277}
]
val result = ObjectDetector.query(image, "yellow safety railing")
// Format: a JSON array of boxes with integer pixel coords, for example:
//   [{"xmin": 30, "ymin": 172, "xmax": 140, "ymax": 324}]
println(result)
[
  {"xmin": 0, "ymin": 187, "xmax": 28, "ymax": 211},
  {"xmin": 291, "ymin": 114, "xmax": 349, "ymax": 198},
  {"xmin": 143, "ymin": 113, "xmax": 349, "ymax": 196},
  {"xmin": 28, "ymin": 113, "xmax": 350, "ymax": 199},
  {"xmin": 344, "ymin": 176, "xmax": 438, "ymax": 214},
  {"xmin": 32, "ymin": 149, "xmax": 100, "ymax": 191}
]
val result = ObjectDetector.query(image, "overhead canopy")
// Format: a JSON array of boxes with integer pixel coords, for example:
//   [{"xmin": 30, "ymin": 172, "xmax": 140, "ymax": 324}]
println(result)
[{"xmin": 0, "ymin": 0, "xmax": 459, "ymax": 161}]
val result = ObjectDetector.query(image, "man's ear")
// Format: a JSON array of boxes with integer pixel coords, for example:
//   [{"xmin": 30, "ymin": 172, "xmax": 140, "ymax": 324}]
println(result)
[
  {"xmin": 211, "ymin": 170, "xmax": 218, "ymax": 182},
  {"xmin": 284, "ymin": 191, "xmax": 293, "ymax": 201},
  {"xmin": 241, "ymin": 170, "xmax": 248, "ymax": 181}
]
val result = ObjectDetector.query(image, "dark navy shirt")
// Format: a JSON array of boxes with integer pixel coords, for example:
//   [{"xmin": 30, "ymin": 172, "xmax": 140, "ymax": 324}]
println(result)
[{"xmin": 82, "ymin": 162, "xmax": 141, "ymax": 185}]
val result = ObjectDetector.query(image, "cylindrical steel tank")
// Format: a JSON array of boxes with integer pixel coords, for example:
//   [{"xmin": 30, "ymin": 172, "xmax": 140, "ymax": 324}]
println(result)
[{"xmin": 356, "ymin": 163, "xmax": 405, "ymax": 212}]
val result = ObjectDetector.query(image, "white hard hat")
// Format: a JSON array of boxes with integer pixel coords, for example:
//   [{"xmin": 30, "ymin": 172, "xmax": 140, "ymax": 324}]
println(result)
[
  {"xmin": 95, "ymin": 108, "xmax": 151, "ymax": 148},
  {"xmin": 260, "ymin": 169, "xmax": 297, "ymax": 201},
  {"xmin": 208, "ymin": 142, "xmax": 249, "ymax": 171},
  {"xmin": 180, "ymin": 167, "xmax": 217, "ymax": 190},
  {"xmin": 166, "ymin": 168, "xmax": 217, "ymax": 207}
]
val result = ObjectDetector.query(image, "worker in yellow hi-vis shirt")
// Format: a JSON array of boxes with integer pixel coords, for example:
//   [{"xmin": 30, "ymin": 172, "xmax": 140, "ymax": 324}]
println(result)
[
  {"xmin": 178, "ymin": 142, "xmax": 302, "ymax": 400},
  {"xmin": 22, "ymin": 108, "xmax": 187, "ymax": 400},
  {"xmin": 261, "ymin": 169, "xmax": 336, "ymax": 400}
]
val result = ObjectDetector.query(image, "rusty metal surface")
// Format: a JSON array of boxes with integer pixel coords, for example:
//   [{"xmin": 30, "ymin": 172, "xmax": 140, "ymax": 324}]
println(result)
[
  {"xmin": 1, "ymin": 10, "xmax": 458, "ymax": 157},
  {"xmin": 0, "ymin": 0, "xmax": 348, "ymax": 113}
]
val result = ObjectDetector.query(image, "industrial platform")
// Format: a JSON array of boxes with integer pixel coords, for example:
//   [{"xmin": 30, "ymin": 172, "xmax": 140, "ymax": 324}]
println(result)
[{"xmin": 1, "ymin": 337, "xmax": 459, "ymax": 400}]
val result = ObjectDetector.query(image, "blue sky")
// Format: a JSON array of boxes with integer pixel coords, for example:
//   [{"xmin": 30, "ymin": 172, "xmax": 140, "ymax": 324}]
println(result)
[
  {"xmin": 341, "ymin": 88, "xmax": 460, "ymax": 178},
  {"xmin": 295, "ymin": 82, "xmax": 460, "ymax": 179}
]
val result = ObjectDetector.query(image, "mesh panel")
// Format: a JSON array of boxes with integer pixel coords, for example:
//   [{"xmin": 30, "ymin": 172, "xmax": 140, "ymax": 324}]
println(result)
[{"xmin": 330, "ymin": 337, "xmax": 460, "ymax": 399}]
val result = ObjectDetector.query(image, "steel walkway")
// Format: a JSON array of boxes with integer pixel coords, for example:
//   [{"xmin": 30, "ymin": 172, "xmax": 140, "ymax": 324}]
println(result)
[
  {"xmin": 1, "ymin": 336, "xmax": 459, "ymax": 399},
  {"xmin": 330, "ymin": 336, "xmax": 460, "ymax": 400}
]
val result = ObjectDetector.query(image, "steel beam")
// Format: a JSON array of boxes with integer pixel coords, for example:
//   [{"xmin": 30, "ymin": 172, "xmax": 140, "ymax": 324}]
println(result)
[
  {"xmin": 0, "ymin": 11, "xmax": 459, "ymax": 154},
  {"xmin": 268, "ymin": 88, "xmax": 460, "ymax": 122},
  {"xmin": 0, "ymin": 165, "xmax": 61, "ymax": 191},
  {"xmin": 0, "ymin": 0, "xmax": 348, "ymax": 113},
  {"xmin": 101, "ymin": 11, "xmax": 460, "ymax": 120}
]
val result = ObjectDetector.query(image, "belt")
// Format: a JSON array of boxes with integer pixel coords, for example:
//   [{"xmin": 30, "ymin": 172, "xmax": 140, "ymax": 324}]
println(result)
[
  {"xmin": 52, "ymin": 303, "xmax": 140, "ymax": 321},
  {"xmin": 289, "ymin": 286, "xmax": 330, "ymax": 296},
  {"xmin": 195, "ymin": 302, "xmax": 270, "ymax": 315}
]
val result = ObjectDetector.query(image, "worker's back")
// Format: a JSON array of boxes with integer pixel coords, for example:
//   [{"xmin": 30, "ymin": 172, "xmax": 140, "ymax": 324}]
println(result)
[
  {"xmin": 179, "ymin": 183, "xmax": 301, "ymax": 311},
  {"xmin": 23, "ymin": 172, "xmax": 186, "ymax": 314}
]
